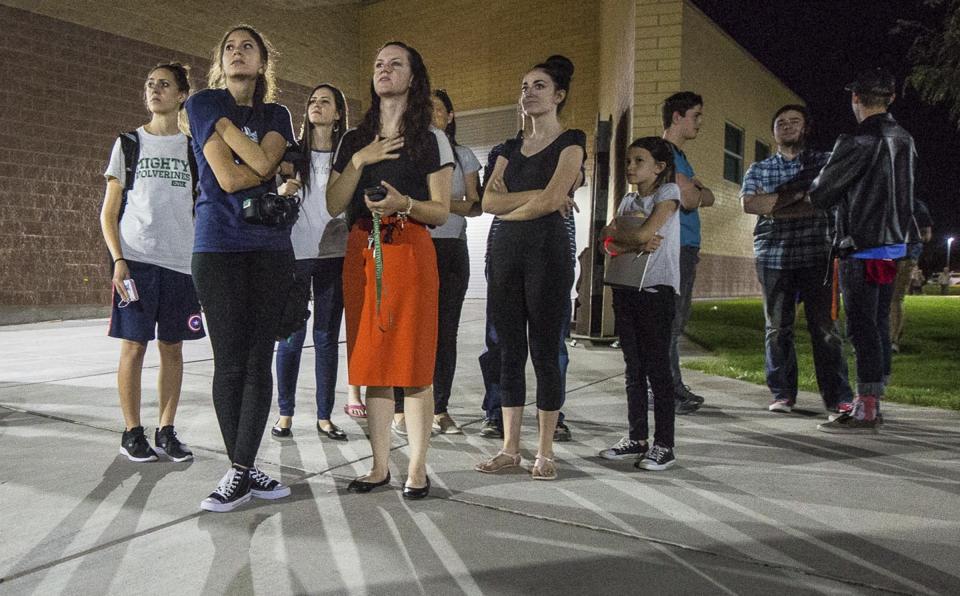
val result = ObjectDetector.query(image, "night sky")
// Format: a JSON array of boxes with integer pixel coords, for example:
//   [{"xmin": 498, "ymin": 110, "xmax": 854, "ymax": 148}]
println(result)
[{"xmin": 690, "ymin": 0, "xmax": 959, "ymax": 272}]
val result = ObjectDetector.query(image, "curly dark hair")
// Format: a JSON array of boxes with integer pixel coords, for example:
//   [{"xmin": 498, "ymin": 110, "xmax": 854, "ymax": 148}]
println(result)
[{"xmin": 356, "ymin": 41, "xmax": 433, "ymax": 165}]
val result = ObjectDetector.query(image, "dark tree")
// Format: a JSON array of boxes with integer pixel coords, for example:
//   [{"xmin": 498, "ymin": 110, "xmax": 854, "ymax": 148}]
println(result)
[{"xmin": 899, "ymin": 0, "xmax": 960, "ymax": 125}]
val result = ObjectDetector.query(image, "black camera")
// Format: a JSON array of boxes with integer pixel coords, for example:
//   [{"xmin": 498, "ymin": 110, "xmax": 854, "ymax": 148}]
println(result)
[
  {"xmin": 242, "ymin": 191, "xmax": 301, "ymax": 228},
  {"xmin": 364, "ymin": 185, "xmax": 388, "ymax": 202}
]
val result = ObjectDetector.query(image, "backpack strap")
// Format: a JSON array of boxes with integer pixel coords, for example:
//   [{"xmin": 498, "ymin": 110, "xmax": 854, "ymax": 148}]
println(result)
[
  {"xmin": 186, "ymin": 137, "xmax": 199, "ymax": 214},
  {"xmin": 117, "ymin": 130, "xmax": 140, "ymax": 222}
]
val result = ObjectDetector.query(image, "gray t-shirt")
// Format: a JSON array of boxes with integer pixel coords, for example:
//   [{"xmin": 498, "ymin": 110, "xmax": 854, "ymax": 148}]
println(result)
[
  {"xmin": 430, "ymin": 144, "xmax": 481, "ymax": 240},
  {"xmin": 617, "ymin": 182, "xmax": 680, "ymax": 293},
  {"xmin": 290, "ymin": 150, "xmax": 347, "ymax": 259},
  {"xmin": 104, "ymin": 127, "xmax": 195, "ymax": 274}
]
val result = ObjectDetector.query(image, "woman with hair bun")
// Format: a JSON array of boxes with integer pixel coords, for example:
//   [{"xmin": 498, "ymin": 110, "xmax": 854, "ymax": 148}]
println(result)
[
  {"xmin": 475, "ymin": 55, "xmax": 585, "ymax": 481},
  {"xmin": 327, "ymin": 41, "xmax": 454, "ymax": 499},
  {"xmin": 100, "ymin": 62, "xmax": 204, "ymax": 465},
  {"xmin": 186, "ymin": 24, "xmax": 297, "ymax": 512}
]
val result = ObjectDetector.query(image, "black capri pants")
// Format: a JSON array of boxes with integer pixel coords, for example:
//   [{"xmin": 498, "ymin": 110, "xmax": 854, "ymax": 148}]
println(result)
[{"xmin": 487, "ymin": 214, "xmax": 573, "ymax": 411}]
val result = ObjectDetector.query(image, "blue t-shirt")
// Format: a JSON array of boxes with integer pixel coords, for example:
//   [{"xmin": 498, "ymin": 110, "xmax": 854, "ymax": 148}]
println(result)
[
  {"xmin": 672, "ymin": 146, "xmax": 700, "ymax": 248},
  {"xmin": 852, "ymin": 244, "xmax": 907, "ymax": 260},
  {"xmin": 186, "ymin": 89, "xmax": 295, "ymax": 253}
]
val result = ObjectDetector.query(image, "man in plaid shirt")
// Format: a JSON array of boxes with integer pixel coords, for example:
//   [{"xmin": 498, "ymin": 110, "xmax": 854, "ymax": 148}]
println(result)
[{"xmin": 741, "ymin": 105, "xmax": 853, "ymax": 414}]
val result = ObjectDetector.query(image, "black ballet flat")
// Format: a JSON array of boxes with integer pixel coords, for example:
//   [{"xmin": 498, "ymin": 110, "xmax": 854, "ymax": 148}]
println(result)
[
  {"xmin": 271, "ymin": 420, "xmax": 292, "ymax": 438},
  {"xmin": 317, "ymin": 421, "xmax": 347, "ymax": 441},
  {"xmin": 347, "ymin": 472, "xmax": 391, "ymax": 493},
  {"xmin": 402, "ymin": 476, "xmax": 430, "ymax": 500}
]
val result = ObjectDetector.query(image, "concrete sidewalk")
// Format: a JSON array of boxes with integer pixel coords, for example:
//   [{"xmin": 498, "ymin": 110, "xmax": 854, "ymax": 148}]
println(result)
[{"xmin": 2, "ymin": 300, "xmax": 959, "ymax": 595}]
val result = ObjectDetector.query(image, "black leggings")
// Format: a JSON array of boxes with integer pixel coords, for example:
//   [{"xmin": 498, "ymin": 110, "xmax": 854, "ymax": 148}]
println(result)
[
  {"xmin": 192, "ymin": 250, "xmax": 295, "ymax": 468},
  {"xmin": 487, "ymin": 215, "xmax": 573, "ymax": 411}
]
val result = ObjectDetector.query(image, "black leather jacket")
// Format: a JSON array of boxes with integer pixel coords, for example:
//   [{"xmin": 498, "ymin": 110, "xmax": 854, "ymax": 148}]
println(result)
[{"xmin": 808, "ymin": 113, "xmax": 916, "ymax": 254}]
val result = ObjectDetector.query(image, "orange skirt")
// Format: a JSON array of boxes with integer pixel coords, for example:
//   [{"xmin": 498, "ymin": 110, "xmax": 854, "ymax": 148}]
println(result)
[{"xmin": 342, "ymin": 218, "xmax": 438, "ymax": 387}]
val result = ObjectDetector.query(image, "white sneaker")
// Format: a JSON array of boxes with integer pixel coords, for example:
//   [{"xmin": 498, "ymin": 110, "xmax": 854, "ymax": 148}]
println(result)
[{"xmin": 768, "ymin": 399, "xmax": 793, "ymax": 413}]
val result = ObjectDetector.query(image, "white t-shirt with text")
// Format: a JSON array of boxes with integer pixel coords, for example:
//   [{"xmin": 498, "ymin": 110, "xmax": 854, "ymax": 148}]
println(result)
[{"xmin": 104, "ymin": 127, "xmax": 195, "ymax": 274}]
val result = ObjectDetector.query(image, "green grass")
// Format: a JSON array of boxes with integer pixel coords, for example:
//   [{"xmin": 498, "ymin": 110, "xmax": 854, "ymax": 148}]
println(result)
[{"xmin": 683, "ymin": 296, "xmax": 960, "ymax": 410}]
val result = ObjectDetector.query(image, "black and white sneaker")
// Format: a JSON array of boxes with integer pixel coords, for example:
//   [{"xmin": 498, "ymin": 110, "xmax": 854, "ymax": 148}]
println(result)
[
  {"xmin": 635, "ymin": 444, "xmax": 676, "ymax": 471},
  {"xmin": 154, "ymin": 426, "xmax": 193, "ymax": 462},
  {"xmin": 599, "ymin": 437, "xmax": 648, "ymax": 460},
  {"xmin": 120, "ymin": 426, "xmax": 158, "ymax": 462},
  {"xmin": 200, "ymin": 467, "xmax": 253, "ymax": 512},
  {"xmin": 249, "ymin": 467, "xmax": 291, "ymax": 499}
]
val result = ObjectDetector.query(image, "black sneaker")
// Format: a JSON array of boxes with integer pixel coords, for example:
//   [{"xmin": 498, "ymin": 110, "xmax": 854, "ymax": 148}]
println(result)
[
  {"xmin": 675, "ymin": 386, "xmax": 703, "ymax": 415},
  {"xmin": 479, "ymin": 419, "xmax": 504, "ymax": 438},
  {"xmin": 249, "ymin": 467, "xmax": 291, "ymax": 499},
  {"xmin": 635, "ymin": 444, "xmax": 676, "ymax": 471},
  {"xmin": 599, "ymin": 437, "xmax": 648, "ymax": 460},
  {"xmin": 154, "ymin": 426, "xmax": 193, "ymax": 462},
  {"xmin": 553, "ymin": 421, "xmax": 572, "ymax": 442},
  {"xmin": 120, "ymin": 426, "xmax": 158, "ymax": 462},
  {"xmin": 200, "ymin": 467, "xmax": 253, "ymax": 512},
  {"xmin": 817, "ymin": 413, "xmax": 879, "ymax": 434},
  {"xmin": 677, "ymin": 385, "xmax": 705, "ymax": 404}
]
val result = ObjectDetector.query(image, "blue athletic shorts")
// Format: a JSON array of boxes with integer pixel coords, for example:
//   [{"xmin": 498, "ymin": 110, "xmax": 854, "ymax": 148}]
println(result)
[{"xmin": 108, "ymin": 260, "xmax": 206, "ymax": 343}]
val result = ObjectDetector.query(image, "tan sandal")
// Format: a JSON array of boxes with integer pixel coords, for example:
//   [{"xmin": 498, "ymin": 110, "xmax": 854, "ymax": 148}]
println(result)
[
  {"xmin": 531, "ymin": 453, "xmax": 557, "ymax": 481},
  {"xmin": 475, "ymin": 450, "xmax": 521, "ymax": 473}
]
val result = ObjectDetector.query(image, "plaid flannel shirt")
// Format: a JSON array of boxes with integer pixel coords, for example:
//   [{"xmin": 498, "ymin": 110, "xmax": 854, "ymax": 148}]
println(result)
[{"xmin": 741, "ymin": 150, "xmax": 834, "ymax": 270}]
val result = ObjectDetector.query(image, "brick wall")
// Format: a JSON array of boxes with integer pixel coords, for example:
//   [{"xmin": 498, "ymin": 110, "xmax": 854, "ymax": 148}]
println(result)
[
  {"xmin": 0, "ymin": 5, "xmax": 313, "ymax": 321},
  {"xmin": 0, "ymin": 0, "xmax": 365, "ymax": 100},
  {"xmin": 633, "ymin": 0, "xmax": 683, "ymax": 138},
  {"xmin": 679, "ymin": 1, "xmax": 804, "ymax": 297}
]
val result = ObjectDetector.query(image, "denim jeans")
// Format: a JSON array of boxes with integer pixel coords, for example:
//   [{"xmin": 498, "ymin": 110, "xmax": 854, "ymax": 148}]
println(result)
[
  {"xmin": 275, "ymin": 257, "xmax": 344, "ymax": 420},
  {"xmin": 613, "ymin": 286, "xmax": 676, "ymax": 447},
  {"xmin": 839, "ymin": 257, "xmax": 894, "ymax": 397},
  {"xmin": 669, "ymin": 245, "xmax": 699, "ymax": 391},
  {"xmin": 756, "ymin": 264, "xmax": 852, "ymax": 408},
  {"xmin": 480, "ymin": 287, "xmax": 570, "ymax": 424},
  {"xmin": 889, "ymin": 258, "xmax": 916, "ymax": 345}
]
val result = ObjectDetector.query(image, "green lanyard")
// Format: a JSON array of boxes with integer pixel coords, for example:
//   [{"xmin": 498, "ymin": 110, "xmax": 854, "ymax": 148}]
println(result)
[{"xmin": 372, "ymin": 217, "xmax": 384, "ymax": 315}]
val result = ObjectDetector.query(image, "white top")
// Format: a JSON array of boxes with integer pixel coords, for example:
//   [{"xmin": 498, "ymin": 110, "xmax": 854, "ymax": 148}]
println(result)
[
  {"xmin": 104, "ymin": 127, "xmax": 195, "ymax": 274},
  {"xmin": 290, "ymin": 150, "xmax": 347, "ymax": 259},
  {"xmin": 617, "ymin": 182, "xmax": 681, "ymax": 293},
  {"xmin": 430, "ymin": 144, "xmax": 481, "ymax": 240}
]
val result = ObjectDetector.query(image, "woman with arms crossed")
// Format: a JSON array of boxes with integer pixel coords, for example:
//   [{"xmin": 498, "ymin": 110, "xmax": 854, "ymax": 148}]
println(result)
[
  {"xmin": 186, "ymin": 25, "xmax": 296, "ymax": 512},
  {"xmin": 475, "ymin": 55, "xmax": 585, "ymax": 480},
  {"xmin": 327, "ymin": 41, "xmax": 453, "ymax": 499}
]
